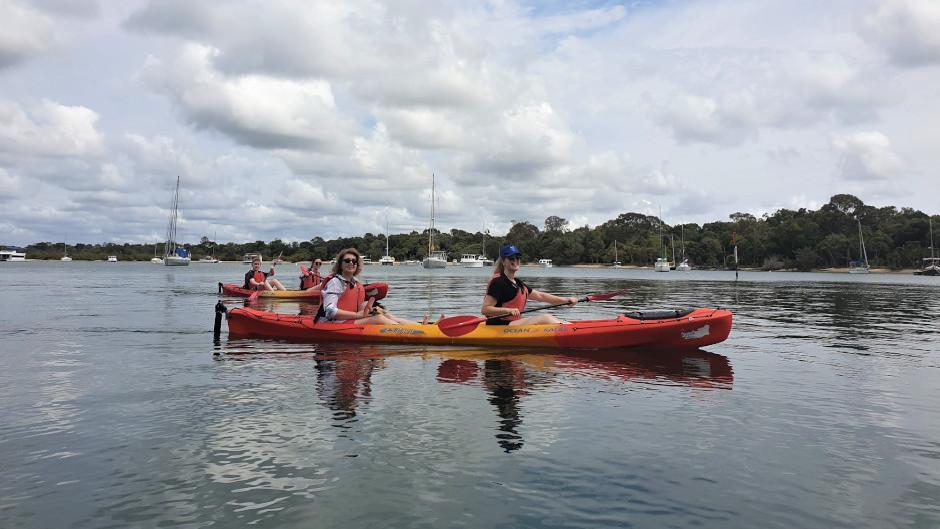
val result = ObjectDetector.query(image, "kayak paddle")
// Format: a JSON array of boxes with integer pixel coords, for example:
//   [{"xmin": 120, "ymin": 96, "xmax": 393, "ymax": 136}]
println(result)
[{"xmin": 437, "ymin": 288, "xmax": 629, "ymax": 338}]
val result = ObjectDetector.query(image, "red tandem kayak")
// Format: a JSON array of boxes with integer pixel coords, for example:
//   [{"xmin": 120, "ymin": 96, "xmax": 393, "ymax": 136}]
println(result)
[
  {"xmin": 218, "ymin": 282, "xmax": 388, "ymax": 301},
  {"xmin": 225, "ymin": 307, "xmax": 732, "ymax": 350}
]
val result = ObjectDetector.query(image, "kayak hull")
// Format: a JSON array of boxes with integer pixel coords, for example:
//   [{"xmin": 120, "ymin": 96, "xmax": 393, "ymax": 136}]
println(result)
[
  {"xmin": 226, "ymin": 307, "xmax": 732, "ymax": 350},
  {"xmin": 219, "ymin": 282, "xmax": 388, "ymax": 301}
]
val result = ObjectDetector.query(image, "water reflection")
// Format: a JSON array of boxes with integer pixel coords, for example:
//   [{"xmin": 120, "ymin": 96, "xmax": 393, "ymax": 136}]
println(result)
[
  {"xmin": 313, "ymin": 351, "xmax": 381, "ymax": 422},
  {"xmin": 219, "ymin": 343, "xmax": 733, "ymax": 454},
  {"xmin": 433, "ymin": 347, "xmax": 734, "ymax": 452}
]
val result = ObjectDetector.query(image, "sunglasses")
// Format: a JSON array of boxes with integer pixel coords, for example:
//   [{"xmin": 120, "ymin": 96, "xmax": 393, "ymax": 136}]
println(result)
[
  {"xmin": 313, "ymin": 262, "xmax": 322, "ymax": 265},
  {"xmin": 342, "ymin": 258, "xmax": 358, "ymax": 264},
  {"xmin": 506, "ymin": 255, "xmax": 522, "ymax": 261}
]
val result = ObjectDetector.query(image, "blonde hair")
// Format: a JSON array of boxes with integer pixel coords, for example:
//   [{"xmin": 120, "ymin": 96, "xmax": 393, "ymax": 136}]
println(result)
[
  {"xmin": 331, "ymin": 247, "xmax": 363, "ymax": 276},
  {"xmin": 492, "ymin": 255, "xmax": 511, "ymax": 276}
]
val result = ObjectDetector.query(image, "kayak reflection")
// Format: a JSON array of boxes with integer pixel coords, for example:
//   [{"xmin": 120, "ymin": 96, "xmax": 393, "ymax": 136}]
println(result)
[
  {"xmin": 218, "ymin": 342, "xmax": 732, "ymax": 453},
  {"xmin": 436, "ymin": 348, "xmax": 733, "ymax": 390},
  {"xmin": 435, "ymin": 348, "xmax": 732, "ymax": 453},
  {"xmin": 313, "ymin": 351, "xmax": 382, "ymax": 421}
]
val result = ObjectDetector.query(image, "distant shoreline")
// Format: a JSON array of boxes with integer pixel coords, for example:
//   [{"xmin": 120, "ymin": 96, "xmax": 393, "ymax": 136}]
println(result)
[{"xmin": 6, "ymin": 259, "xmax": 924, "ymax": 274}]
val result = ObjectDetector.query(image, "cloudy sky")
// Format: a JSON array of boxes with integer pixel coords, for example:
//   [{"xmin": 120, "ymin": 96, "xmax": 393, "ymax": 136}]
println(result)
[{"xmin": 1, "ymin": 0, "xmax": 938, "ymax": 245}]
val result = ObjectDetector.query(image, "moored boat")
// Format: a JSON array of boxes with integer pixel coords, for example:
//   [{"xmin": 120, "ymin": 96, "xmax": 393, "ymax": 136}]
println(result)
[
  {"xmin": 163, "ymin": 176, "xmax": 190, "ymax": 266},
  {"xmin": 914, "ymin": 218, "xmax": 938, "ymax": 276},
  {"xmin": 0, "ymin": 249, "xmax": 26, "ymax": 261},
  {"xmin": 460, "ymin": 254, "xmax": 486, "ymax": 267},
  {"xmin": 225, "ymin": 306, "xmax": 732, "ymax": 350},
  {"xmin": 422, "ymin": 174, "xmax": 448, "ymax": 269}
]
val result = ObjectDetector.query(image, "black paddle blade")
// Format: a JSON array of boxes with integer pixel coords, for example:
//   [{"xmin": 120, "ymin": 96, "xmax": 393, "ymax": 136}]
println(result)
[{"xmin": 437, "ymin": 315, "xmax": 486, "ymax": 337}]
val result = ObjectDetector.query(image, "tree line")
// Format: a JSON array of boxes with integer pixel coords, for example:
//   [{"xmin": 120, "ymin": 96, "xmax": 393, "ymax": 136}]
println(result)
[{"xmin": 15, "ymin": 194, "xmax": 939, "ymax": 271}]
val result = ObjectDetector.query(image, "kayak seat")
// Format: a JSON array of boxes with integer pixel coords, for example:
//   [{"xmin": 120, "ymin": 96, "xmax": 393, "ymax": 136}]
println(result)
[{"xmin": 623, "ymin": 308, "xmax": 695, "ymax": 320}]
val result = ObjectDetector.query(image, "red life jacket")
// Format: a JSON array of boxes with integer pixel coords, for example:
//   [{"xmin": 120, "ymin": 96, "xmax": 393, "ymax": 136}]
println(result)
[
  {"xmin": 299, "ymin": 266, "xmax": 321, "ymax": 289},
  {"xmin": 320, "ymin": 274, "xmax": 365, "ymax": 313},
  {"xmin": 486, "ymin": 273, "xmax": 527, "ymax": 322},
  {"xmin": 251, "ymin": 270, "xmax": 266, "ymax": 290}
]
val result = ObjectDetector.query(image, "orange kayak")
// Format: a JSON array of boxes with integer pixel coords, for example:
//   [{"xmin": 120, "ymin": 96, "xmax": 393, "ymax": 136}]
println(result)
[
  {"xmin": 225, "ymin": 307, "xmax": 732, "ymax": 350},
  {"xmin": 218, "ymin": 282, "xmax": 388, "ymax": 301}
]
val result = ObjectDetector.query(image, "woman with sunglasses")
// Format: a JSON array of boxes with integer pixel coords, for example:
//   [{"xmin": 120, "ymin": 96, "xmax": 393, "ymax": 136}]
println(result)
[
  {"xmin": 300, "ymin": 258, "xmax": 323, "ymax": 291},
  {"xmin": 481, "ymin": 244, "xmax": 577, "ymax": 325},
  {"xmin": 318, "ymin": 248, "xmax": 419, "ymax": 325}
]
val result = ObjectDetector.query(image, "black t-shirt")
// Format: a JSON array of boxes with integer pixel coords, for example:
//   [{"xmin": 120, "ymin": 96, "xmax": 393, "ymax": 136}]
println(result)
[
  {"xmin": 244, "ymin": 269, "xmax": 270, "ymax": 289},
  {"xmin": 485, "ymin": 274, "xmax": 530, "ymax": 325}
]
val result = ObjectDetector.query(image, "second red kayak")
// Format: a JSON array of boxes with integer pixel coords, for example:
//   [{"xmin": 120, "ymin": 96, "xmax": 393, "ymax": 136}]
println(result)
[{"xmin": 218, "ymin": 282, "xmax": 389, "ymax": 301}]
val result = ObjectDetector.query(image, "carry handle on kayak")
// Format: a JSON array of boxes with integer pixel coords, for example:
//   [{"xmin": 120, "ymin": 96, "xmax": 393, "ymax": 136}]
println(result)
[{"xmin": 437, "ymin": 288, "xmax": 629, "ymax": 338}]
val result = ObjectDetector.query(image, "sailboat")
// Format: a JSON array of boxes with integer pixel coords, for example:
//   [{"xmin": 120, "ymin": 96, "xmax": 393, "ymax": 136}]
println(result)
[
  {"xmin": 422, "ymin": 174, "xmax": 447, "ymax": 269},
  {"xmin": 197, "ymin": 232, "xmax": 220, "ymax": 263},
  {"xmin": 60, "ymin": 242, "xmax": 72, "ymax": 262},
  {"xmin": 654, "ymin": 209, "xmax": 671, "ymax": 272},
  {"xmin": 150, "ymin": 243, "xmax": 163, "ymax": 264},
  {"xmin": 915, "ymin": 218, "xmax": 939, "ymax": 276},
  {"xmin": 163, "ymin": 176, "xmax": 190, "ymax": 266},
  {"xmin": 676, "ymin": 225, "xmax": 691, "ymax": 271},
  {"xmin": 612, "ymin": 240, "xmax": 621, "ymax": 267},
  {"xmin": 379, "ymin": 222, "xmax": 395, "ymax": 266},
  {"xmin": 848, "ymin": 220, "xmax": 870, "ymax": 274}
]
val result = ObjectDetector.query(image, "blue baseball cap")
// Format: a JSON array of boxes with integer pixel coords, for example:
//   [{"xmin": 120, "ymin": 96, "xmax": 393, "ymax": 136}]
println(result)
[{"xmin": 500, "ymin": 244, "xmax": 522, "ymax": 258}]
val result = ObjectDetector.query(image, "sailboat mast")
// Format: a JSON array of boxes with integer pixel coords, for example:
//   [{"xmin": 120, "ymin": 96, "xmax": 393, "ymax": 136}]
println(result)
[
  {"xmin": 931, "ymin": 218, "xmax": 935, "ymax": 260},
  {"xmin": 429, "ymin": 174, "xmax": 435, "ymax": 255},
  {"xmin": 858, "ymin": 220, "xmax": 869, "ymax": 266}
]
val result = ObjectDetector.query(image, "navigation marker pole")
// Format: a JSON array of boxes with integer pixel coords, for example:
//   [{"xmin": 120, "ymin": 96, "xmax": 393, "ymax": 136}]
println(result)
[{"xmin": 732, "ymin": 231, "xmax": 739, "ymax": 281}]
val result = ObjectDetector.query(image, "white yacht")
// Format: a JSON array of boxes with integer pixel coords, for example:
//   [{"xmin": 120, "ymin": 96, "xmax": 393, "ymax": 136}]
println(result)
[
  {"xmin": 0, "ymin": 249, "xmax": 26, "ymax": 261},
  {"xmin": 243, "ymin": 253, "xmax": 262, "ymax": 265},
  {"xmin": 654, "ymin": 257, "xmax": 671, "ymax": 272},
  {"xmin": 460, "ymin": 254, "xmax": 486, "ymax": 267},
  {"xmin": 676, "ymin": 226, "xmax": 691, "ymax": 271},
  {"xmin": 424, "ymin": 251, "xmax": 448, "ymax": 269},
  {"xmin": 197, "ymin": 256, "xmax": 219, "ymax": 263},
  {"xmin": 107, "ymin": 255, "xmax": 118, "ymax": 262},
  {"xmin": 848, "ymin": 219, "xmax": 870, "ymax": 274},
  {"xmin": 655, "ymin": 209, "xmax": 671, "ymax": 272},
  {"xmin": 422, "ymin": 173, "xmax": 447, "ymax": 269},
  {"xmin": 914, "ymin": 219, "xmax": 939, "ymax": 276},
  {"xmin": 163, "ymin": 176, "xmax": 190, "ymax": 266},
  {"xmin": 61, "ymin": 243, "xmax": 72, "ymax": 262},
  {"xmin": 380, "ymin": 230, "xmax": 395, "ymax": 265},
  {"xmin": 538, "ymin": 258, "xmax": 553, "ymax": 268}
]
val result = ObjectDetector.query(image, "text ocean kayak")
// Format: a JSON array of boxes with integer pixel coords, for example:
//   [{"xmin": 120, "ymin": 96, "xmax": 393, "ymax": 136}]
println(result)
[
  {"xmin": 218, "ymin": 282, "xmax": 388, "ymax": 301},
  {"xmin": 225, "ymin": 307, "xmax": 732, "ymax": 350}
]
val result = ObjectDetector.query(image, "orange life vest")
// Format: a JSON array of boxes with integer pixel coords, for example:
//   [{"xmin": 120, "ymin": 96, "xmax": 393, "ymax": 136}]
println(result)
[
  {"xmin": 251, "ymin": 270, "xmax": 266, "ymax": 290},
  {"xmin": 300, "ymin": 267, "xmax": 321, "ymax": 289},
  {"xmin": 486, "ymin": 273, "xmax": 527, "ymax": 322},
  {"xmin": 317, "ymin": 274, "xmax": 365, "ymax": 318}
]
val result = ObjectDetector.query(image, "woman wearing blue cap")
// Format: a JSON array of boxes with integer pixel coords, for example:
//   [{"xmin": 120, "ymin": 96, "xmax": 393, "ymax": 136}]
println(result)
[{"xmin": 481, "ymin": 244, "xmax": 577, "ymax": 325}]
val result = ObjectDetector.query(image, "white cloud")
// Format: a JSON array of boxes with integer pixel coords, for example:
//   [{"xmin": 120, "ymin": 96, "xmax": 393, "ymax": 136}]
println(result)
[
  {"xmin": 863, "ymin": 0, "xmax": 940, "ymax": 67},
  {"xmin": 0, "ymin": 99, "xmax": 104, "ymax": 158},
  {"xmin": 0, "ymin": 0, "xmax": 55, "ymax": 68},
  {"xmin": 832, "ymin": 131, "xmax": 905, "ymax": 181},
  {"xmin": 0, "ymin": 167, "xmax": 24, "ymax": 198},
  {"xmin": 137, "ymin": 44, "xmax": 355, "ymax": 151}
]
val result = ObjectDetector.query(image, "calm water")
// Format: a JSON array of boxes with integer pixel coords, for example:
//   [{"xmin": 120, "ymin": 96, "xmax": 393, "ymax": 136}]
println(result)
[{"xmin": 1, "ymin": 262, "xmax": 939, "ymax": 529}]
